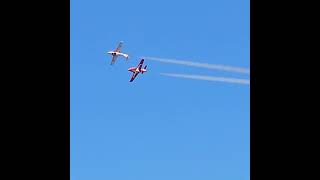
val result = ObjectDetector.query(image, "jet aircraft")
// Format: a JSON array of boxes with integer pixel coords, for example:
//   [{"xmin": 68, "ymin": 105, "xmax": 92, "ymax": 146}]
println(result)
[
  {"xmin": 128, "ymin": 59, "xmax": 147, "ymax": 82},
  {"xmin": 107, "ymin": 41, "xmax": 129, "ymax": 65}
]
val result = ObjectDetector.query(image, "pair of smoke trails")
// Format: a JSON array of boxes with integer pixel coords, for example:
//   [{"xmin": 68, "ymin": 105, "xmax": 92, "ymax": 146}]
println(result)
[{"xmin": 142, "ymin": 57, "xmax": 250, "ymax": 85}]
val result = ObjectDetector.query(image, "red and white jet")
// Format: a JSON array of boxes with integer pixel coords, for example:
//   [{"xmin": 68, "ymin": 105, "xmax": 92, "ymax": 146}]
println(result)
[
  {"xmin": 128, "ymin": 59, "xmax": 147, "ymax": 82},
  {"xmin": 107, "ymin": 41, "xmax": 129, "ymax": 65}
]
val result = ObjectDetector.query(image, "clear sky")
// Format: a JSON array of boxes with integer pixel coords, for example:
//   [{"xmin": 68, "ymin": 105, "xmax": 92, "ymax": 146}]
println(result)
[{"xmin": 71, "ymin": 0, "xmax": 250, "ymax": 179}]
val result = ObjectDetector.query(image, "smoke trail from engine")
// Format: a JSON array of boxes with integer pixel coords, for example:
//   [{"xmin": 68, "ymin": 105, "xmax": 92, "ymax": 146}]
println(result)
[
  {"xmin": 143, "ymin": 56, "xmax": 250, "ymax": 74},
  {"xmin": 160, "ymin": 73, "xmax": 250, "ymax": 85}
]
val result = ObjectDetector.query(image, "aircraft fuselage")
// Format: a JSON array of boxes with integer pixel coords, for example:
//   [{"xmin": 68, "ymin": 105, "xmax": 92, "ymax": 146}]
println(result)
[
  {"xmin": 128, "ymin": 67, "xmax": 147, "ymax": 73},
  {"xmin": 107, "ymin": 51, "xmax": 129, "ymax": 59}
]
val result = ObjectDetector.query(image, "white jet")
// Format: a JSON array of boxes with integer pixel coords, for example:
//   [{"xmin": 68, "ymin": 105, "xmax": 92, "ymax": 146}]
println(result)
[{"xmin": 107, "ymin": 41, "xmax": 129, "ymax": 65}]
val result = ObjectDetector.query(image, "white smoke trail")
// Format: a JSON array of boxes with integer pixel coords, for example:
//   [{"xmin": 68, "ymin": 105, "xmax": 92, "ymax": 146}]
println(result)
[
  {"xmin": 160, "ymin": 73, "xmax": 250, "ymax": 85},
  {"xmin": 143, "ymin": 56, "xmax": 250, "ymax": 74}
]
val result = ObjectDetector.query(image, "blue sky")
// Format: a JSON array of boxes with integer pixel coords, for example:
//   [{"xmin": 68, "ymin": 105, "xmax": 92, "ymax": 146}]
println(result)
[{"xmin": 71, "ymin": 0, "xmax": 249, "ymax": 179}]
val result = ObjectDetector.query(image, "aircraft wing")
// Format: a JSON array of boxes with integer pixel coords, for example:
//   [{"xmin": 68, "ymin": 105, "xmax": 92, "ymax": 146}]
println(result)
[
  {"xmin": 136, "ymin": 59, "xmax": 144, "ymax": 70},
  {"xmin": 110, "ymin": 55, "xmax": 118, "ymax": 65},
  {"xmin": 115, "ymin": 41, "xmax": 123, "ymax": 52},
  {"xmin": 129, "ymin": 72, "xmax": 139, "ymax": 82}
]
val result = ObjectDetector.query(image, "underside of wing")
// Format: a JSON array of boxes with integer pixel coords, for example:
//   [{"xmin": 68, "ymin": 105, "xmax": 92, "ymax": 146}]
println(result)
[
  {"xmin": 110, "ymin": 55, "xmax": 118, "ymax": 65},
  {"xmin": 115, "ymin": 41, "xmax": 123, "ymax": 52},
  {"xmin": 130, "ymin": 72, "xmax": 139, "ymax": 82}
]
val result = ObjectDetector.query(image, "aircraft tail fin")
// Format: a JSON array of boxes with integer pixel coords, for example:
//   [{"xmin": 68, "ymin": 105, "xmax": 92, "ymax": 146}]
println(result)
[{"xmin": 142, "ymin": 65, "xmax": 147, "ymax": 74}]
